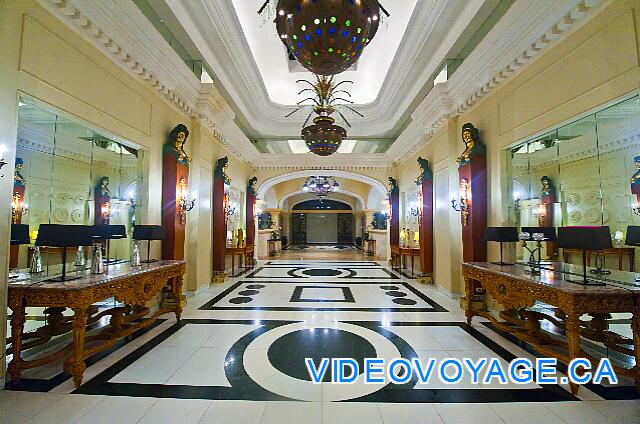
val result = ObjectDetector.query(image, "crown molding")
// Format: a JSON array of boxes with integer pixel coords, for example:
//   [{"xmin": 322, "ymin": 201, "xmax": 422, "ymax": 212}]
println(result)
[
  {"xmin": 386, "ymin": 0, "xmax": 606, "ymax": 165},
  {"xmin": 39, "ymin": 0, "xmax": 257, "ymax": 164},
  {"xmin": 250, "ymin": 153, "xmax": 392, "ymax": 171}
]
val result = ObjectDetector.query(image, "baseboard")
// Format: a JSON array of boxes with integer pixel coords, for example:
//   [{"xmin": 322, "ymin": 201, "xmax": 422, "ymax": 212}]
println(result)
[{"xmin": 187, "ymin": 284, "xmax": 210, "ymax": 298}]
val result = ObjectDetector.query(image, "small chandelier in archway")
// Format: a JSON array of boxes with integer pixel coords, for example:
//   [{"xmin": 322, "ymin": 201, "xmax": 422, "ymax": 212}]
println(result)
[{"xmin": 302, "ymin": 176, "xmax": 340, "ymax": 199}]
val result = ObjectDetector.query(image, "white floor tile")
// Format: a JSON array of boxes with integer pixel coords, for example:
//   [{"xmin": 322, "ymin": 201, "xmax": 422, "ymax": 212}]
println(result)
[
  {"xmin": 75, "ymin": 396, "xmax": 157, "ymax": 424},
  {"xmin": 434, "ymin": 403, "xmax": 504, "ymax": 424},
  {"xmin": 0, "ymin": 391, "xmax": 65, "ymax": 423},
  {"xmin": 165, "ymin": 347, "xmax": 231, "ymax": 386},
  {"xmin": 25, "ymin": 394, "xmax": 105, "ymax": 424},
  {"xmin": 322, "ymin": 402, "xmax": 383, "ymax": 424},
  {"xmin": 196, "ymin": 401, "xmax": 266, "ymax": 424},
  {"xmin": 489, "ymin": 402, "xmax": 565, "ymax": 424},
  {"xmin": 378, "ymin": 403, "xmax": 444, "ymax": 424},
  {"xmin": 545, "ymin": 401, "xmax": 614, "ymax": 424},
  {"xmin": 137, "ymin": 398, "xmax": 211, "ymax": 424},
  {"xmin": 261, "ymin": 401, "xmax": 321, "ymax": 424},
  {"xmin": 584, "ymin": 400, "xmax": 640, "ymax": 424}
]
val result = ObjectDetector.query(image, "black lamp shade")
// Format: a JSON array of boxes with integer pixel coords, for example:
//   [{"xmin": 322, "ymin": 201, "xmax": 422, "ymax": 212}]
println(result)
[
  {"xmin": 486, "ymin": 227, "xmax": 519, "ymax": 242},
  {"xmin": 11, "ymin": 224, "xmax": 30, "ymax": 245},
  {"xmin": 522, "ymin": 226, "xmax": 557, "ymax": 241},
  {"xmin": 133, "ymin": 225, "xmax": 164, "ymax": 241},
  {"xmin": 36, "ymin": 224, "xmax": 93, "ymax": 247},
  {"xmin": 625, "ymin": 226, "xmax": 640, "ymax": 246},
  {"xmin": 92, "ymin": 224, "xmax": 127, "ymax": 240},
  {"xmin": 557, "ymin": 226, "xmax": 612, "ymax": 250}
]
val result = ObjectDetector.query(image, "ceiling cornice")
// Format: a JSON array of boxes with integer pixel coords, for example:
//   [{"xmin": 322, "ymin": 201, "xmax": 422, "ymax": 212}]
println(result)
[
  {"xmin": 39, "ymin": 0, "xmax": 257, "ymax": 164},
  {"xmin": 250, "ymin": 153, "xmax": 392, "ymax": 171},
  {"xmin": 165, "ymin": 0, "xmax": 485, "ymax": 138},
  {"xmin": 385, "ymin": 0, "xmax": 607, "ymax": 164}
]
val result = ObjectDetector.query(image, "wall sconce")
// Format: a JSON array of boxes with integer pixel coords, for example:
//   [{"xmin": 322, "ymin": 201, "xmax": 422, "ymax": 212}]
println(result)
[
  {"xmin": 101, "ymin": 201, "xmax": 111, "ymax": 222},
  {"xmin": 11, "ymin": 192, "xmax": 28, "ymax": 224},
  {"xmin": 178, "ymin": 177, "xmax": 196, "ymax": 224},
  {"xmin": 513, "ymin": 191, "xmax": 521, "ymax": 212},
  {"xmin": 451, "ymin": 178, "xmax": 470, "ymax": 225},
  {"xmin": 633, "ymin": 201, "xmax": 640, "ymax": 216},
  {"xmin": 536, "ymin": 203, "xmax": 546, "ymax": 226},
  {"xmin": 0, "ymin": 144, "xmax": 7, "ymax": 177},
  {"xmin": 225, "ymin": 201, "xmax": 237, "ymax": 224}
]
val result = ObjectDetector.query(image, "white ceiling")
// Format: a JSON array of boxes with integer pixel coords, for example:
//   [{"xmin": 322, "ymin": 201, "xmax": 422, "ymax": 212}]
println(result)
[
  {"xmin": 230, "ymin": 0, "xmax": 419, "ymax": 105},
  {"xmin": 165, "ymin": 0, "xmax": 486, "ymax": 138}
]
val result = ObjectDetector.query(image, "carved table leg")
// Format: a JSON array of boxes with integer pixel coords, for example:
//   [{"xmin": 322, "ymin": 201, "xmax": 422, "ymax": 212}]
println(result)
[
  {"xmin": 565, "ymin": 312, "xmax": 581, "ymax": 395},
  {"xmin": 464, "ymin": 276, "xmax": 473, "ymax": 325},
  {"xmin": 66, "ymin": 308, "xmax": 87, "ymax": 388},
  {"xmin": 175, "ymin": 275, "xmax": 184, "ymax": 321},
  {"xmin": 7, "ymin": 303, "xmax": 26, "ymax": 383},
  {"xmin": 631, "ymin": 306, "xmax": 640, "ymax": 389}
]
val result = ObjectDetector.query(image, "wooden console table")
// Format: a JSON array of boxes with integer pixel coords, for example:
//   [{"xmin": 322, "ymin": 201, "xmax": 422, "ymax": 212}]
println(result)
[
  {"xmin": 7, "ymin": 260, "xmax": 186, "ymax": 388},
  {"xmin": 562, "ymin": 247, "xmax": 635, "ymax": 272},
  {"xmin": 363, "ymin": 239, "xmax": 376, "ymax": 256},
  {"xmin": 391, "ymin": 246, "xmax": 420, "ymax": 278},
  {"xmin": 226, "ymin": 245, "xmax": 255, "ymax": 275},
  {"xmin": 462, "ymin": 262, "xmax": 640, "ymax": 394}
]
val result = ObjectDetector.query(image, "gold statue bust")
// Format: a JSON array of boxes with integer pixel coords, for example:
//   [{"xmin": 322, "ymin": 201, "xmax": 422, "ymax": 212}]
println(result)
[
  {"xmin": 168, "ymin": 124, "xmax": 191, "ymax": 163},
  {"xmin": 456, "ymin": 123, "xmax": 484, "ymax": 166},
  {"xmin": 631, "ymin": 156, "xmax": 640, "ymax": 186}
]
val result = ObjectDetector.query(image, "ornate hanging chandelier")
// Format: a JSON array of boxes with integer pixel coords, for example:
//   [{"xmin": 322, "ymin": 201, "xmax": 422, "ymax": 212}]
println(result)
[
  {"xmin": 302, "ymin": 176, "xmax": 340, "ymax": 199},
  {"xmin": 258, "ymin": 0, "xmax": 389, "ymax": 76},
  {"xmin": 287, "ymin": 74, "xmax": 363, "ymax": 156}
]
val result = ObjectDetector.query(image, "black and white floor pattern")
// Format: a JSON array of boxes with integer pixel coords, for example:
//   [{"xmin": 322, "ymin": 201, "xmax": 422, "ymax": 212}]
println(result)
[{"xmin": 4, "ymin": 260, "xmax": 640, "ymax": 424}]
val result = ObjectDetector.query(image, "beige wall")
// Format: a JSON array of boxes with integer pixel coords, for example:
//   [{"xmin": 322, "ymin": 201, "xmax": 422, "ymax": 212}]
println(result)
[
  {"xmin": 0, "ymin": 0, "xmax": 254, "ymax": 380},
  {"xmin": 393, "ymin": 0, "xmax": 640, "ymax": 295}
]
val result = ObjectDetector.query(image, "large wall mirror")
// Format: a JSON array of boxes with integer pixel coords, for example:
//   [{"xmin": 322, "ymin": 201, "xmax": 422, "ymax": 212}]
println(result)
[
  {"xmin": 11, "ymin": 97, "xmax": 144, "ymax": 273},
  {"xmin": 508, "ymin": 94, "xmax": 640, "ymax": 269}
]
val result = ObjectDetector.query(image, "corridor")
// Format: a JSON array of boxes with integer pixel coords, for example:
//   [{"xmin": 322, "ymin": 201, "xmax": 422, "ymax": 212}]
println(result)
[{"xmin": 2, "ymin": 260, "xmax": 637, "ymax": 423}]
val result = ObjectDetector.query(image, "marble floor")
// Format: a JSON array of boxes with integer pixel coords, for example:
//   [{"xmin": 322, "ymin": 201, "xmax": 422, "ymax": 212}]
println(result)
[{"xmin": 2, "ymin": 259, "xmax": 640, "ymax": 423}]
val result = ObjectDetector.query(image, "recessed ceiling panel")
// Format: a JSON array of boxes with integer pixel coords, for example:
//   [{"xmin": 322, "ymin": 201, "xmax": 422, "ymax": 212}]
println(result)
[{"xmin": 231, "ymin": 0, "xmax": 419, "ymax": 106}]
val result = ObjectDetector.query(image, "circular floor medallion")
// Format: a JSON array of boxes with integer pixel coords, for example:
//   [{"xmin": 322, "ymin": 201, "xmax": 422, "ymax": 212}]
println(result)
[
  {"xmin": 267, "ymin": 329, "xmax": 376, "ymax": 382},
  {"xmin": 242, "ymin": 322, "xmax": 403, "ymax": 401},
  {"xmin": 246, "ymin": 284, "xmax": 265, "ymax": 289},
  {"xmin": 238, "ymin": 290, "xmax": 260, "ymax": 296},
  {"xmin": 379, "ymin": 286, "xmax": 400, "ymax": 290}
]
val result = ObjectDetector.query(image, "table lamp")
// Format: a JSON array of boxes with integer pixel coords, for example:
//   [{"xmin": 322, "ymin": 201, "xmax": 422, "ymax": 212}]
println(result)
[
  {"xmin": 92, "ymin": 225, "xmax": 127, "ymax": 264},
  {"xmin": 36, "ymin": 224, "xmax": 93, "ymax": 282},
  {"xmin": 10, "ymin": 224, "xmax": 30, "ymax": 278},
  {"xmin": 625, "ymin": 226, "xmax": 640, "ymax": 281},
  {"xmin": 133, "ymin": 225, "xmax": 164, "ymax": 263},
  {"xmin": 557, "ymin": 226, "xmax": 612, "ymax": 286},
  {"xmin": 522, "ymin": 226, "xmax": 556, "ymax": 263},
  {"xmin": 485, "ymin": 227, "xmax": 518, "ymax": 265}
]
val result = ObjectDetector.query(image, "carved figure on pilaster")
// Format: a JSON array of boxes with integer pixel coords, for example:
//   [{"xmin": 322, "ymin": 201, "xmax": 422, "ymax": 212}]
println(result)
[
  {"xmin": 456, "ymin": 123, "xmax": 486, "ymax": 166},
  {"xmin": 416, "ymin": 157, "xmax": 432, "ymax": 186},
  {"xmin": 165, "ymin": 124, "xmax": 191, "ymax": 164}
]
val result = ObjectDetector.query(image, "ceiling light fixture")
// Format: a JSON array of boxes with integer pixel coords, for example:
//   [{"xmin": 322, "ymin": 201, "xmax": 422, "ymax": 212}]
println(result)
[
  {"xmin": 258, "ymin": 0, "xmax": 389, "ymax": 76},
  {"xmin": 302, "ymin": 176, "xmax": 340, "ymax": 199},
  {"xmin": 287, "ymin": 74, "xmax": 363, "ymax": 156}
]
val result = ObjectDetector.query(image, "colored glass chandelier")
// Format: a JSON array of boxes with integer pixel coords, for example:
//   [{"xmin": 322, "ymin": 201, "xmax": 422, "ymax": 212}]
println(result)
[
  {"xmin": 302, "ymin": 176, "xmax": 340, "ymax": 199},
  {"xmin": 259, "ymin": 0, "xmax": 388, "ymax": 75}
]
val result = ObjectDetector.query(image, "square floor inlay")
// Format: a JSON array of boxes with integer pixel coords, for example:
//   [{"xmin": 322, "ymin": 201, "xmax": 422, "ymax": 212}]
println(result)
[{"xmin": 290, "ymin": 286, "xmax": 355, "ymax": 303}]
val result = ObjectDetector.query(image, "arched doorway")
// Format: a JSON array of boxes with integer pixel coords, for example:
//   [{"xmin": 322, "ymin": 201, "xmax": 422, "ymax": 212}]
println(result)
[{"xmin": 291, "ymin": 199, "xmax": 354, "ymax": 245}]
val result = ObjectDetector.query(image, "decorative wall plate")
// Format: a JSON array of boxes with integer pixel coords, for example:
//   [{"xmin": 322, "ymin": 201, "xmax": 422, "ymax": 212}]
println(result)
[
  {"xmin": 54, "ymin": 192, "xmax": 69, "ymax": 205},
  {"xmin": 71, "ymin": 209, "xmax": 83, "ymax": 223},
  {"xmin": 568, "ymin": 210, "xmax": 582, "ymax": 224},
  {"xmin": 584, "ymin": 191, "xmax": 599, "ymax": 206},
  {"xmin": 53, "ymin": 208, "xmax": 69, "ymax": 222},
  {"xmin": 584, "ymin": 208, "xmax": 601, "ymax": 224},
  {"xmin": 567, "ymin": 193, "xmax": 581, "ymax": 206}
]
